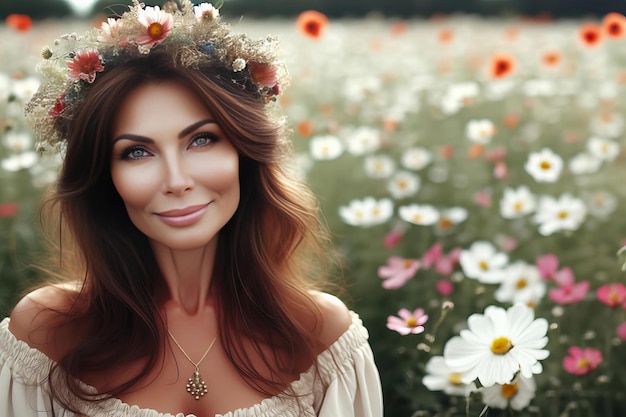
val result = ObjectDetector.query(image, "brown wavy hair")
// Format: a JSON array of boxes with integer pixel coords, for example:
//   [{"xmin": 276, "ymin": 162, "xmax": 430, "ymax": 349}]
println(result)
[{"xmin": 38, "ymin": 49, "xmax": 338, "ymax": 408}]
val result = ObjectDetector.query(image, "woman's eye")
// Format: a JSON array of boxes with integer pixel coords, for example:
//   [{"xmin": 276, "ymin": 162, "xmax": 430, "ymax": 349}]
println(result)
[
  {"xmin": 121, "ymin": 146, "xmax": 149, "ymax": 160},
  {"xmin": 190, "ymin": 133, "xmax": 217, "ymax": 148}
]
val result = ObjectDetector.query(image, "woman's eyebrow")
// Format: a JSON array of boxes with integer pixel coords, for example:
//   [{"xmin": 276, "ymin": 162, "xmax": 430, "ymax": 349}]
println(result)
[{"xmin": 112, "ymin": 118, "xmax": 217, "ymax": 143}]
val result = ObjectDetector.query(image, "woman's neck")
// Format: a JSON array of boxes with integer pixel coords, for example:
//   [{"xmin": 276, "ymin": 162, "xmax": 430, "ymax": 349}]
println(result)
[{"xmin": 151, "ymin": 240, "xmax": 217, "ymax": 316}]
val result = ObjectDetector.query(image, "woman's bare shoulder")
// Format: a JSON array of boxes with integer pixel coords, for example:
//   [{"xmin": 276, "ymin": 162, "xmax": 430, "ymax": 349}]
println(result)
[
  {"xmin": 309, "ymin": 290, "xmax": 353, "ymax": 349},
  {"xmin": 8, "ymin": 283, "xmax": 81, "ymax": 357}
]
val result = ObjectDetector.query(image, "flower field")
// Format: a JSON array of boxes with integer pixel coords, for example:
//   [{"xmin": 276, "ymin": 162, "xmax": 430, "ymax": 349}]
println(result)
[{"xmin": 3, "ymin": 11, "xmax": 626, "ymax": 417}]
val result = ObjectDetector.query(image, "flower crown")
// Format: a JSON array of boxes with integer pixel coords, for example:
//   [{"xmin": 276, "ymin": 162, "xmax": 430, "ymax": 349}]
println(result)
[{"xmin": 25, "ymin": 0, "xmax": 288, "ymax": 152}]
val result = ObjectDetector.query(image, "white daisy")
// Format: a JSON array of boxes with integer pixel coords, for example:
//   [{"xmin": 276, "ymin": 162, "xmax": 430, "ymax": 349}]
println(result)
[
  {"xmin": 422, "ymin": 356, "xmax": 476, "ymax": 397},
  {"xmin": 2, "ymin": 131, "xmax": 33, "ymax": 152},
  {"xmin": 338, "ymin": 197, "xmax": 393, "ymax": 227},
  {"xmin": 1, "ymin": 152, "xmax": 38, "ymax": 172},
  {"xmin": 387, "ymin": 171, "xmax": 420, "ymax": 199},
  {"xmin": 401, "ymin": 147, "xmax": 432, "ymax": 171},
  {"xmin": 499, "ymin": 186, "xmax": 536, "ymax": 219},
  {"xmin": 309, "ymin": 135, "xmax": 344, "ymax": 160},
  {"xmin": 582, "ymin": 190, "xmax": 618, "ymax": 219},
  {"xmin": 494, "ymin": 261, "xmax": 546, "ymax": 305},
  {"xmin": 587, "ymin": 136, "xmax": 619, "ymax": 162},
  {"xmin": 344, "ymin": 127, "xmax": 381, "ymax": 155},
  {"xmin": 590, "ymin": 111, "xmax": 624, "ymax": 138},
  {"xmin": 364, "ymin": 155, "xmax": 395, "ymax": 179},
  {"xmin": 398, "ymin": 204, "xmax": 439, "ymax": 226},
  {"xmin": 459, "ymin": 241, "xmax": 508, "ymax": 284},
  {"xmin": 525, "ymin": 148, "xmax": 563, "ymax": 183},
  {"xmin": 436, "ymin": 207, "xmax": 468, "ymax": 234},
  {"xmin": 568, "ymin": 152, "xmax": 602, "ymax": 175},
  {"xmin": 440, "ymin": 81, "xmax": 480, "ymax": 115},
  {"xmin": 11, "ymin": 76, "xmax": 40, "ymax": 101},
  {"xmin": 481, "ymin": 375, "xmax": 537, "ymax": 410},
  {"xmin": 466, "ymin": 119, "xmax": 496, "ymax": 144},
  {"xmin": 533, "ymin": 194, "xmax": 587, "ymax": 236},
  {"xmin": 443, "ymin": 304, "xmax": 549, "ymax": 387}
]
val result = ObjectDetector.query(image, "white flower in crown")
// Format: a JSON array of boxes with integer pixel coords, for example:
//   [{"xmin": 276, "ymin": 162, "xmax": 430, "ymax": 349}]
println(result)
[
  {"xmin": 587, "ymin": 136, "xmax": 619, "ymax": 162},
  {"xmin": 499, "ymin": 185, "xmax": 536, "ymax": 219},
  {"xmin": 387, "ymin": 171, "xmax": 420, "ymax": 199},
  {"xmin": 466, "ymin": 119, "xmax": 496, "ymax": 144},
  {"xmin": 568, "ymin": 152, "xmax": 602, "ymax": 175},
  {"xmin": 339, "ymin": 197, "xmax": 393, "ymax": 227},
  {"xmin": 364, "ymin": 155, "xmax": 395, "ymax": 179},
  {"xmin": 459, "ymin": 241, "xmax": 508, "ymax": 284},
  {"xmin": 401, "ymin": 147, "xmax": 432, "ymax": 171},
  {"xmin": 232, "ymin": 58, "xmax": 247, "ymax": 72},
  {"xmin": 194, "ymin": 3, "xmax": 220, "ymax": 20},
  {"xmin": 524, "ymin": 148, "xmax": 563, "ymax": 183},
  {"xmin": 533, "ymin": 194, "xmax": 586, "ymax": 236},
  {"xmin": 309, "ymin": 135, "xmax": 343, "ymax": 160},
  {"xmin": 98, "ymin": 17, "xmax": 127, "ymax": 45},
  {"xmin": 481, "ymin": 375, "xmax": 537, "ymax": 410},
  {"xmin": 136, "ymin": 6, "xmax": 174, "ymax": 47},
  {"xmin": 443, "ymin": 304, "xmax": 549, "ymax": 387},
  {"xmin": 398, "ymin": 204, "xmax": 439, "ymax": 226}
]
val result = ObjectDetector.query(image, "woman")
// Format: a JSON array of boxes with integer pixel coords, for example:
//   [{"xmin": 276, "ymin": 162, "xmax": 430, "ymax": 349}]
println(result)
[{"xmin": 0, "ymin": 1, "xmax": 382, "ymax": 416}]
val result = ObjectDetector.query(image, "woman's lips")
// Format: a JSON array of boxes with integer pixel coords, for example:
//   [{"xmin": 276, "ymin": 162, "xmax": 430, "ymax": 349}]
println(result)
[{"xmin": 155, "ymin": 203, "xmax": 210, "ymax": 227}]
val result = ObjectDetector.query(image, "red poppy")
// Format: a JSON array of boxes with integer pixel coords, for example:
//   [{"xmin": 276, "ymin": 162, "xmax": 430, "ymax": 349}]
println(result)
[
  {"xmin": 296, "ymin": 10, "xmax": 329, "ymax": 39},
  {"xmin": 602, "ymin": 12, "xmax": 626, "ymax": 38},
  {"xmin": 49, "ymin": 94, "xmax": 66, "ymax": 117},
  {"xmin": 296, "ymin": 120, "xmax": 314, "ymax": 137},
  {"xmin": 578, "ymin": 23, "xmax": 603, "ymax": 48},
  {"xmin": 5, "ymin": 14, "xmax": 32, "ymax": 32},
  {"xmin": 488, "ymin": 52, "xmax": 516, "ymax": 79}
]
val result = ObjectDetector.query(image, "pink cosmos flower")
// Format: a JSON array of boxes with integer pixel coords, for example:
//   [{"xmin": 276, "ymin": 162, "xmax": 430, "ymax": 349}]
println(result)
[
  {"xmin": 378, "ymin": 256, "xmax": 420, "ymax": 289},
  {"xmin": 422, "ymin": 243, "xmax": 443, "ymax": 269},
  {"xmin": 136, "ymin": 6, "xmax": 173, "ymax": 46},
  {"xmin": 493, "ymin": 161, "xmax": 508, "ymax": 179},
  {"xmin": 563, "ymin": 346, "xmax": 603, "ymax": 375},
  {"xmin": 383, "ymin": 229, "xmax": 404, "ymax": 249},
  {"xmin": 386, "ymin": 308, "xmax": 428, "ymax": 335},
  {"xmin": 484, "ymin": 146, "xmax": 506, "ymax": 162},
  {"xmin": 536, "ymin": 254, "xmax": 559, "ymax": 280},
  {"xmin": 434, "ymin": 247, "xmax": 462, "ymax": 276},
  {"xmin": 67, "ymin": 50, "xmax": 104, "ymax": 83},
  {"xmin": 552, "ymin": 266, "xmax": 574, "ymax": 287},
  {"xmin": 436, "ymin": 279, "xmax": 454, "ymax": 296},
  {"xmin": 617, "ymin": 322, "xmax": 626, "ymax": 341},
  {"xmin": 473, "ymin": 190, "xmax": 492, "ymax": 207},
  {"xmin": 548, "ymin": 281, "xmax": 589, "ymax": 304},
  {"xmin": 597, "ymin": 283, "xmax": 626, "ymax": 308}
]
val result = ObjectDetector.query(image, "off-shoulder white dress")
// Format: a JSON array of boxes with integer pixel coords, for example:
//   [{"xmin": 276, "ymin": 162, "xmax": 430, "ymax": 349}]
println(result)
[{"xmin": 0, "ymin": 312, "xmax": 382, "ymax": 417}]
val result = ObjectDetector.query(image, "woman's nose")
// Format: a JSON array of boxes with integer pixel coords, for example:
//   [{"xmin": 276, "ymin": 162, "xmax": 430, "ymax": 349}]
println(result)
[{"xmin": 161, "ymin": 154, "xmax": 194, "ymax": 195}]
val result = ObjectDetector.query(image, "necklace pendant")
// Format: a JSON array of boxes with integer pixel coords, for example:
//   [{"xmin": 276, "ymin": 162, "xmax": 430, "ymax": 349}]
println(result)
[{"xmin": 186, "ymin": 369, "xmax": 208, "ymax": 400}]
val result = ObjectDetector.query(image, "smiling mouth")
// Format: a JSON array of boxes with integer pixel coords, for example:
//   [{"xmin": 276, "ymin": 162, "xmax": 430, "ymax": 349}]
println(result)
[{"xmin": 155, "ymin": 203, "xmax": 210, "ymax": 227}]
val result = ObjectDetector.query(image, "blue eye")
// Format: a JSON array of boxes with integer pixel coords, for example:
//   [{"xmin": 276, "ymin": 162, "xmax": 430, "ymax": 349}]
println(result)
[
  {"xmin": 121, "ymin": 146, "xmax": 150, "ymax": 160},
  {"xmin": 190, "ymin": 133, "xmax": 218, "ymax": 148}
]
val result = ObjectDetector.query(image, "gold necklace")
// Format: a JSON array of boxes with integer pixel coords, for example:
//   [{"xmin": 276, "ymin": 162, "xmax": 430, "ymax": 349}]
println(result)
[{"xmin": 167, "ymin": 330, "xmax": 218, "ymax": 400}]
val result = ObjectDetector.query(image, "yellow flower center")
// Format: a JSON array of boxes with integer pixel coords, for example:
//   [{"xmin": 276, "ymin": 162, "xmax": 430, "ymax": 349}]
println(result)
[
  {"xmin": 398, "ymin": 180, "xmax": 408, "ymax": 189},
  {"xmin": 405, "ymin": 317, "xmax": 418, "ymax": 327},
  {"xmin": 479, "ymin": 260, "xmax": 489, "ymax": 271},
  {"xmin": 558, "ymin": 211, "xmax": 568, "ymax": 219},
  {"xmin": 439, "ymin": 218, "xmax": 452, "ymax": 229},
  {"xmin": 576, "ymin": 358, "xmax": 590, "ymax": 369},
  {"xmin": 501, "ymin": 382, "xmax": 518, "ymax": 398},
  {"xmin": 540, "ymin": 160, "xmax": 551, "ymax": 170},
  {"xmin": 448, "ymin": 373, "xmax": 463, "ymax": 386},
  {"xmin": 412, "ymin": 214, "xmax": 422, "ymax": 223},
  {"xmin": 403, "ymin": 260, "xmax": 413, "ymax": 269},
  {"xmin": 372, "ymin": 208, "xmax": 381, "ymax": 216},
  {"xmin": 516, "ymin": 278, "xmax": 527, "ymax": 289},
  {"xmin": 491, "ymin": 336, "xmax": 513, "ymax": 354},
  {"xmin": 513, "ymin": 201, "xmax": 523, "ymax": 212},
  {"xmin": 148, "ymin": 22, "xmax": 164, "ymax": 39}
]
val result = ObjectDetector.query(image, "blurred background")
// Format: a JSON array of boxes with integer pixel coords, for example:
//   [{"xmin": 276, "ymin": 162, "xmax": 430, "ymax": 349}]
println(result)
[{"xmin": 4, "ymin": 1, "xmax": 626, "ymax": 417}]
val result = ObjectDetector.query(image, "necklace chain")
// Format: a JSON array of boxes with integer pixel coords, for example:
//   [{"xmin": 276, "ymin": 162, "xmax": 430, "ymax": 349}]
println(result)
[{"xmin": 167, "ymin": 330, "xmax": 218, "ymax": 400}]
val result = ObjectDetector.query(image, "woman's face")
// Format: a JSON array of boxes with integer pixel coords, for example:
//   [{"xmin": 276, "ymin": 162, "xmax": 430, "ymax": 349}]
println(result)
[{"xmin": 110, "ymin": 81, "xmax": 240, "ymax": 251}]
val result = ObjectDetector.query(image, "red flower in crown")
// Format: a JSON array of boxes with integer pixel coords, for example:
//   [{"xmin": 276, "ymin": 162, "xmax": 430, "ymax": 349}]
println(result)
[
  {"xmin": 248, "ymin": 62, "xmax": 278, "ymax": 88},
  {"xmin": 67, "ymin": 50, "xmax": 104, "ymax": 83},
  {"xmin": 49, "ymin": 94, "xmax": 66, "ymax": 117}
]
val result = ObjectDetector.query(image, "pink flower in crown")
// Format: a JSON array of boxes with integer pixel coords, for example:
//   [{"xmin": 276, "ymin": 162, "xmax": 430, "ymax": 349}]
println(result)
[
  {"xmin": 98, "ymin": 17, "xmax": 128, "ymax": 46},
  {"xmin": 378, "ymin": 256, "xmax": 420, "ymax": 289},
  {"xmin": 597, "ymin": 283, "xmax": 626, "ymax": 308},
  {"xmin": 67, "ymin": 50, "xmax": 104, "ymax": 83},
  {"xmin": 136, "ymin": 6, "xmax": 173, "ymax": 46},
  {"xmin": 386, "ymin": 308, "xmax": 428, "ymax": 335},
  {"xmin": 563, "ymin": 346, "xmax": 602, "ymax": 375},
  {"xmin": 248, "ymin": 61, "xmax": 278, "ymax": 88}
]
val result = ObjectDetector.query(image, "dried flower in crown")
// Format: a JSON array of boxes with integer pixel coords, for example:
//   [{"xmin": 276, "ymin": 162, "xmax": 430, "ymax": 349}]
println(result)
[{"xmin": 24, "ymin": 0, "xmax": 289, "ymax": 152}]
